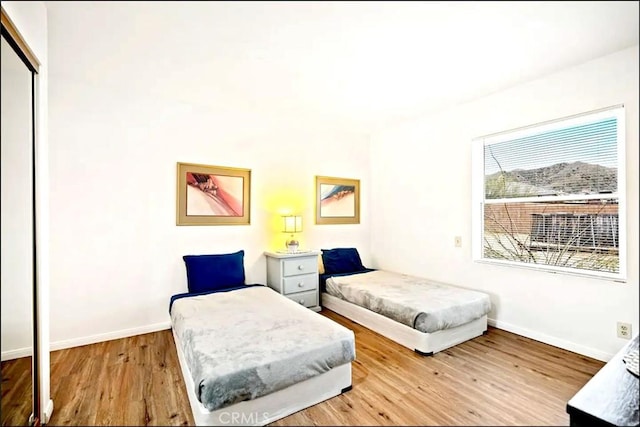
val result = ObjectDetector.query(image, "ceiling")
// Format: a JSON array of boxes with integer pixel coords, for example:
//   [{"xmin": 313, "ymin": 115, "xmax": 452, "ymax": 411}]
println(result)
[{"xmin": 45, "ymin": 1, "xmax": 639, "ymax": 134}]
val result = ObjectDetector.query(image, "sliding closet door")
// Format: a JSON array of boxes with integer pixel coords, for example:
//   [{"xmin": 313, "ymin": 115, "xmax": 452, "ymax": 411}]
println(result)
[{"xmin": 0, "ymin": 34, "xmax": 37, "ymax": 426}]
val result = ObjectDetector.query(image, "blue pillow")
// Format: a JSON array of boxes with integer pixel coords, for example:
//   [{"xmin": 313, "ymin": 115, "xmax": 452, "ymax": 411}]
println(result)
[
  {"xmin": 183, "ymin": 250, "xmax": 246, "ymax": 293},
  {"xmin": 321, "ymin": 248, "xmax": 365, "ymax": 274}
]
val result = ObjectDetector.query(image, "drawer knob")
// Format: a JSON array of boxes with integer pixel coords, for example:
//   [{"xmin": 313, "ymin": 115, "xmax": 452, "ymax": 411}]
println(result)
[
  {"xmin": 298, "ymin": 300, "xmax": 304, "ymax": 304},
  {"xmin": 297, "ymin": 265, "xmax": 304, "ymax": 270},
  {"xmin": 297, "ymin": 282, "xmax": 303, "ymax": 287}
]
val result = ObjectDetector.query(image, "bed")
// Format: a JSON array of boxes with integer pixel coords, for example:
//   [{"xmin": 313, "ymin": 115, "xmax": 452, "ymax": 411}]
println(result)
[
  {"xmin": 319, "ymin": 248, "xmax": 491, "ymax": 355},
  {"xmin": 171, "ymin": 250, "xmax": 355, "ymax": 426}
]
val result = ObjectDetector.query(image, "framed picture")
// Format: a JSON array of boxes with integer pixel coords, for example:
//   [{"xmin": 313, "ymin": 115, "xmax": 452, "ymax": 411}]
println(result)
[
  {"xmin": 176, "ymin": 162, "xmax": 251, "ymax": 225},
  {"xmin": 315, "ymin": 176, "xmax": 360, "ymax": 225}
]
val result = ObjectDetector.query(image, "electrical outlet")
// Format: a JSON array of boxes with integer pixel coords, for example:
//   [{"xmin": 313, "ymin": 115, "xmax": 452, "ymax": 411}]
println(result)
[
  {"xmin": 454, "ymin": 236, "xmax": 462, "ymax": 247},
  {"xmin": 617, "ymin": 322, "xmax": 632, "ymax": 339}
]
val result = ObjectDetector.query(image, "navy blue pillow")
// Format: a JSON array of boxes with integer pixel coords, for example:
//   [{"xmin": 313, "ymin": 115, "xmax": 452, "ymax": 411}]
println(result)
[
  {"xmin": 321, "ymin": 248, "xmax": 365, "ymax": 274},
  {"xmin": 183, "ymin": 250, "xmax": 246, "ymax": 293}
]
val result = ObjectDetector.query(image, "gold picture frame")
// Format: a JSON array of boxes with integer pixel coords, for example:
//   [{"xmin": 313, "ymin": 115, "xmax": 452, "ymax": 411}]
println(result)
[
  {"xmin": 176, "ymin": 162, "xmax": 251, "ymax": 226},
  {"xmin": 315, "ymin": 176, "xmax": 360, "ymax": 225}
]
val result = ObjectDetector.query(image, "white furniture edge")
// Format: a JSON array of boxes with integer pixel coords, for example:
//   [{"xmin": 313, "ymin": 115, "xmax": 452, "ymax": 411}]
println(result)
[
  {"xmin": 263, "ymin": 250, "xmax": 321, "ymax": 258},
  {"xmin": 171, "ymin": 327, "xmax": 352, "ymax": 426},
  {"xmin": 322, "ymin": 292, "xmax": 487, "ymax": 355}
]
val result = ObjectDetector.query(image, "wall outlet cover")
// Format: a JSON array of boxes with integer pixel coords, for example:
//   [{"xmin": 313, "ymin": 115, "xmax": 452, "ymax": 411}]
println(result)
[{"xmin": 617, "ymin": 322, "xmax": 632, "ymax": 339}]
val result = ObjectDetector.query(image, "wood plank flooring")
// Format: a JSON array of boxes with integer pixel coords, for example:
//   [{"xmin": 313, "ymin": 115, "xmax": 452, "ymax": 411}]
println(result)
[
  {"xmin": 1, "ymin": 356, "xmax": 32, "ymax": 426},
  {"xmin": 1, "ymin": 309, "xmax": 604, "ymax": 426}
]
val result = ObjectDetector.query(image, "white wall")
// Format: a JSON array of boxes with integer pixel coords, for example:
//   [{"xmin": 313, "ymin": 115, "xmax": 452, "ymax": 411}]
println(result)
[
  {"xmin": 1, "ymin": 39, "xmax": 34, "ymax": 358},
  {"xmin": 370, "ymin": 46, "xmax": 639, "ymax": 361},
  {"xmin": 1, "ymin": 0, "xmax": 51, "ymax": 421},
  {"xmin": 47, "ymin": 75, "xmax": 371, "ymax": 347},
  {"xmin": 45, "ymin": 2, "xmax": 636, "ymax": 364}
]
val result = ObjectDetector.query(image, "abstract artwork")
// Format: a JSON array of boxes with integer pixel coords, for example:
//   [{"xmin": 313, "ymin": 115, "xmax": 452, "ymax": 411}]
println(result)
[
  {"xmin": 315, "ymin": 176, "xmax": 360, "ymax": 224},
  {"xmin": 176, "ymin": 162, "xmax": 251, "ymax": 225}
]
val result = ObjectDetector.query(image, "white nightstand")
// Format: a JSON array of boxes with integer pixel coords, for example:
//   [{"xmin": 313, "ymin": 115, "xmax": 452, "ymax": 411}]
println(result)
[{"xmin": 264, "ymin": 251, "xmax": 321, "ymax": 312}]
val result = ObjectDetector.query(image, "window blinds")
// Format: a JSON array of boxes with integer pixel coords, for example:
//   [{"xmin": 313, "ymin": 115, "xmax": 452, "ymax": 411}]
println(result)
[{"xmin": 473, "ymin": 105, "xmax": 625, "ymax": 280}]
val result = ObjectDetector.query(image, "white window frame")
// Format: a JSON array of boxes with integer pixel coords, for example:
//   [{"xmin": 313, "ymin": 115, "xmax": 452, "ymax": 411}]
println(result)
[{"xmin": 471, "ymin": 105, "xmax": 626, "ymax": 282}]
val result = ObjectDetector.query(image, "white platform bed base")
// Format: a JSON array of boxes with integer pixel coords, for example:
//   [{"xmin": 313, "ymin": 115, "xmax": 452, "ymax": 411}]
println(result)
[
  {"xmin": 322, "ymin": 292, "xmax": 487, "ymax": 355},
  {"xmin": 171, "ymin": 328, "xmax": 352, "ymax": 426}
]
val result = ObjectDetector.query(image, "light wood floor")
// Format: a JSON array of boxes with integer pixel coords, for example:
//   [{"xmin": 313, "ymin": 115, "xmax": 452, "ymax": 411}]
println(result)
[
  {"xmin": 1, "ymin": 309, "xmax": 604, "ymax": 426},
  {"xmin": 1, "ymin": 356, "xmax": 32, "ymax": 426}
]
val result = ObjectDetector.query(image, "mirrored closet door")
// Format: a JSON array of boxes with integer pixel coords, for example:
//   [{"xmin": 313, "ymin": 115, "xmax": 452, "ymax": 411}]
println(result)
[{"xmin": 1, "ymin": 15, "xmax": 40, "ymax": 427}]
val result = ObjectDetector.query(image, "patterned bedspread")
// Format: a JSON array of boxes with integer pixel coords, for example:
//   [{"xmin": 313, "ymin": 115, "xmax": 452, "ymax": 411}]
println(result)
[
  {"xmin": 326, "ymin": 270, "xmax": 491, "ymax": 333},
  {"xmin": 170, "ymin": 286, "xmax": 355, "ymax": 411}
]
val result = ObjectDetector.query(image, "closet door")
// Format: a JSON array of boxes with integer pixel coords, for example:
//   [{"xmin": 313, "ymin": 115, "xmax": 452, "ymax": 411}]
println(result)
[{"xmin": 0, "ymin": 31, "xmax": 37, "ymax": 426}]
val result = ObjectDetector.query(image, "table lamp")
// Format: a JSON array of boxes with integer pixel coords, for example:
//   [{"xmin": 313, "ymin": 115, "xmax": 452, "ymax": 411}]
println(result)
[{"xmin": 282, "ymin": 215, "xmax": 302, "ymax": 253}]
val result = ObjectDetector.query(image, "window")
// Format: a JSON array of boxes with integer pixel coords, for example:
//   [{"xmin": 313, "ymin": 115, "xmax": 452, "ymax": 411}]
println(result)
[{"xmin": 472, "ymin": 105, "xmax": 626, "ymax": 281}]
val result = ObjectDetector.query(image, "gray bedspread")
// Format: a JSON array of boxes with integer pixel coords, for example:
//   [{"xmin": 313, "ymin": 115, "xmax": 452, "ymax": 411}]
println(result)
[
  {"xmin": 170, "ymin": 286, "xmax": 355, "ymax": 411},
  {"xmin": 326, "ymin": 270, "xmax": 491, "ymax": 333}
]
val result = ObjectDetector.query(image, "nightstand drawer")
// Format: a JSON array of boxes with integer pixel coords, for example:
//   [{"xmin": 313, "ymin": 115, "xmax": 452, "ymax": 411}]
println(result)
[
  {"xmin": 285, "ymin": 290, "xmax": 318, "ymax": 308},
  {"xmin": 283, "ymin": 275, "xmax": 317, "ymax": 295},
  {"xmin": 282, "ymin": 257, "xmax": 317, "ymax": 277},
  {"xmin": 265, "ymin": 251, "xmax": 321, "ymax": 312}
]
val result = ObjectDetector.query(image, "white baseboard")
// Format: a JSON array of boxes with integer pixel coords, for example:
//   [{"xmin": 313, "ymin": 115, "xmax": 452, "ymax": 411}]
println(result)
[
  {"xmin": 1, "ymin": 347, "xmax": 33, "ymax": 361},
  {"xmin": 50, "ymin": 321, "xmax": 172, "ymax": 352},
  {"xmin": 3, "ymin": 322, "xmax": 172, "ymax": 360},
  {"xmin": 488, "ymin": 318, "xmax": 613, "ymax": 362}
]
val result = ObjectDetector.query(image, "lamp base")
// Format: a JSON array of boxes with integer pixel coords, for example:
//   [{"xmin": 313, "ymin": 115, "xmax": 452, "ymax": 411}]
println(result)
[{"xmin": 286, "ymin": 239, "xmax": 299, "ymax": 253}]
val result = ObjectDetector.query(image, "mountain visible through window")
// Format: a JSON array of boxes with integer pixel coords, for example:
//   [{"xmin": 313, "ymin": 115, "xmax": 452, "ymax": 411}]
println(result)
[{"xmin": 472, "ymin": 105, "xmax": 626, "ymax": 281}]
